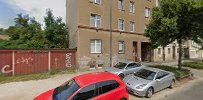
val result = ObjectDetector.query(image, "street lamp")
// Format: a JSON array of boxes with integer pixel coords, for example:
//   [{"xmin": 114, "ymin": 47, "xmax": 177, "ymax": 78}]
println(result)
[{"xmin": 109, "ymin": 0, "xmax": 113, "ymax": 67}]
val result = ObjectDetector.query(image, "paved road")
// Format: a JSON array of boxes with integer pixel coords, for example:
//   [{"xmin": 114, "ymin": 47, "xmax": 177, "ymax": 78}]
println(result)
[
  {"xmin": 163, "ymin": 80, "xmax": 203, "ymax": 100},
  {"xmin": 163, "ymin": 68, "xmax": 203, "ymax": 100}
]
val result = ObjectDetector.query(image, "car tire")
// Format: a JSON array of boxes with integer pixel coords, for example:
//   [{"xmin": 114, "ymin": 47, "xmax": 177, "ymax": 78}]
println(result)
[
  {"xmin": 146, "ymin": 87, "xmax": 153, "ymax": 98},
  {"xmin": 169, "ymin": 80, "xmax": 175, "ymax": 89},
  {"xmin": 118, "ymin": 74, "xmax": 124, "ymax": 79},
  {"xmin": 121, "ymin": 98, "xmax": 127, "ymax": 100}
]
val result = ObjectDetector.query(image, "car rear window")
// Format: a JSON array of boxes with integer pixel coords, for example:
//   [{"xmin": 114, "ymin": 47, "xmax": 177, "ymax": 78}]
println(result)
[
  {"xmin": 114, "ymin": 62, "xmax": 127, "ymax": 69},
  {"xmin": 53, "ymin": 79, "xmax": 80, "ymax": 100}
]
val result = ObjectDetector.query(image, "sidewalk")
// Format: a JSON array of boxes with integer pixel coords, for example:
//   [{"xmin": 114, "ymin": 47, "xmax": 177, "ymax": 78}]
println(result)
[{"xmin": 0, "ymin": 69, "xmax": 104, "ymax": 100}]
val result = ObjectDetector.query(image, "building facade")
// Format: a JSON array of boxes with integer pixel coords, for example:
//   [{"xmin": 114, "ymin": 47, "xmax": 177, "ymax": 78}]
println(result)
[
  {"xmin": 67, "ymin": 0, "xmax": 202, "ymax": 68},
  {"xmin": 67, "ymin": 0, "xmax": 163, "ymax": 68}
]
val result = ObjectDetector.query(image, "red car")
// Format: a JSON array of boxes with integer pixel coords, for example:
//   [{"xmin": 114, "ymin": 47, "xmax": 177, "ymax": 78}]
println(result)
[{"xmin": 35, "ymin": 72, "xmax": 129, "ymax": 100}]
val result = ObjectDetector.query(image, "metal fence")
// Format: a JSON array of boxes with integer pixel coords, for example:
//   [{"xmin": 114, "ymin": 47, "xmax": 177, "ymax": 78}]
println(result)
[{"xmin": 0, "ymin": 50, "xmax": 76, "ymax": 76}]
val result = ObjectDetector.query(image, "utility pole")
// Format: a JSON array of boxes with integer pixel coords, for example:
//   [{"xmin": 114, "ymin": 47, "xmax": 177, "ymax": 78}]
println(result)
[{"xmin": 109, "ymin": 0, "xmax": 113, "ymax": 67}]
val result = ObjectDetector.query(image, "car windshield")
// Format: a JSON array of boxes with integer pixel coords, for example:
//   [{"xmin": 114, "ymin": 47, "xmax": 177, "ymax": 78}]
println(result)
[
  {"xmin": 114, "ymin": 62, "xmax": 127, "ymax": 69},
  {"xmin": 134, "ymin": 69, "xmax": 156, "ymax": 80},
  {"xmin": 53, "ymin": 79, "xmax": 80, "ymax": 100}
]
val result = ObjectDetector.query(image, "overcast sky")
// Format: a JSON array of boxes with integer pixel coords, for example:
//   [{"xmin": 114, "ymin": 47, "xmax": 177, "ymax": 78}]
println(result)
[{"xmin": 0, "ymin": 0, "xmax": 66, "ymax": 28}]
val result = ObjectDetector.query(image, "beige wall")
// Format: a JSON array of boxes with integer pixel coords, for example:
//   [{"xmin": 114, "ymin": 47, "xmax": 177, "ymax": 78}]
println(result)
[
  {"xmin": 67, "ymin": 0, "xmax": 78, "ymax": 49},
  {"xmin": 77, "ymin": 28, "xmax": 149, "ymax": 67},
  {"xmin": 67, "ymin": 0, "xmax": 157, "ymax": 68}
]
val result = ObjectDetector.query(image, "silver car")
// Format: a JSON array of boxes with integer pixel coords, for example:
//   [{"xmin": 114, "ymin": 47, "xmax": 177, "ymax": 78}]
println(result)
[
  {"xmin": 105, "ymin": 61, "xmax": 144, "ymax": 79},
  {"xmin": 123, "ymin": 67, "xmax": 175, "ymax": 98}
]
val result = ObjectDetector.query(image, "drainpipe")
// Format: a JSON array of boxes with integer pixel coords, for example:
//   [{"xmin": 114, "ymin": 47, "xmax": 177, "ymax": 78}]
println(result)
[{"xmin": 109, "ymin": 0, "xmax": 113, "ymax": 67}]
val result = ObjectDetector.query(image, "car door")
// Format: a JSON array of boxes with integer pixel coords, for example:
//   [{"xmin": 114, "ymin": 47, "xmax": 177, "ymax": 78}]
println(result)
[
  {"xmin": 155, "ymin": 71, "xmax": 169, "ymax": 91},
  {"xmin": 71, "ymin": 84, "xmax": 97, "ymax": 100},
  {"xmin": 124, "ymin": 63, "xmax": 141, "ymax": 75},
  {"xmin": 96, "ymin": 80, "xmax": 121, "ymax": 100}
]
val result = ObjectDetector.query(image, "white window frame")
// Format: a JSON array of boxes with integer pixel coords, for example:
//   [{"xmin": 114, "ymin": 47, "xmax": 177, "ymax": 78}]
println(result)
[
  {"xmin": 91, "ymin": 39, "xmax": 102, "ymax": 53},
  {"xmin": 90, "ymin": 0, "xmax": 101, "ymax": 4},
  {"xmin": 129, "ymin": 1, "xmax": 135, "ymax": 13},
  {"xmin": 145, "ymin": 7, "xmax": 151, "ymax": 18},
  {"xmin": 118, "ymin": 0, "xmax": 124, "ymax": 10},
  {"xmin": 130, "ymin": 21, "xmax": 135, "ymax": 32},
  {"xmin": 118, "ymin": 41, "xmax": 125, "ymax": 54},
  {"xmin": 95, "ymin": 0, "xmax": 101, "ymax": 4},
  {"xmin": 118, "ymin": 19, "xmax": 125, "ymax": 31},
  {"xmin": 90, "ymin": 14, "xmax": 101, "ymax": 28}
]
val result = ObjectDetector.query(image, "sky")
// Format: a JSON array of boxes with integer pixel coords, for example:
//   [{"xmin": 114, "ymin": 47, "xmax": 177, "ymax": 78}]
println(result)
[{"xmin": 0, "ymin": 0, "xmax": 66, "ymax": 29}]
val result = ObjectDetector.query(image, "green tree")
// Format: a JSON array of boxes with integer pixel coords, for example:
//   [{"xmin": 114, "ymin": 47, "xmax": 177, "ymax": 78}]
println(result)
[
  {"xmin": 145, "ymin": 0, "xmax": 203, "ymax": 70},
  {"xmin": 0, "ymin": 28, "xmax": 5, "ymax": 34},
  {"xmin": 1, "ymin": 14, "xmax": 46, "ymax": 49},
  {"xmin": 44, "ymin": 9, "xmax": 69, "ymax": 48}
]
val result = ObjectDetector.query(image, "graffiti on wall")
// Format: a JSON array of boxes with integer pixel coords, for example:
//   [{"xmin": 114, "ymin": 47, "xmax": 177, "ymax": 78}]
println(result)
[
  {"xmin": 1, "ymin": 65, "xmax": 13, "ymax": 74},
  {"xmin": 16, "ymin": 57, "xmax": 33, "ymax": 64},
  {"xmin": 66, "ymin": 53, "xmax": 72, "ymax": 67}
]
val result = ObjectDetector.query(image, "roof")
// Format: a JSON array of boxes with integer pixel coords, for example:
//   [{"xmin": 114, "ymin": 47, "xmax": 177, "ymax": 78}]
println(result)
[
  {"xmin": 143, "ymin": 67, "xmax": 166, "ymax": 73},
  {"xmin": 74, "ymin": 72, "xmax": 120, "ymax": 87},
  {"xmin": 119, "ymin": 60, "xmax": 139, "ymax": 64}
]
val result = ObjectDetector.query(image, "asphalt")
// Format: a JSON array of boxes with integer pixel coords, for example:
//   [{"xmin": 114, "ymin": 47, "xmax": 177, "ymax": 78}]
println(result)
[
  {"xmin": 163, "ymin": 80, "xmax": 203, "ymax": 100},
  {"xmin": 163, "ymin": 68, "xmax": 203, "ymax": 100}
]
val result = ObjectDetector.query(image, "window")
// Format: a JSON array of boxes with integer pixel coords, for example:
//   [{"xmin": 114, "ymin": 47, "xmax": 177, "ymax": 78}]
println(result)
[
  {"xmin": 130, "ymin": 21, "xmax": 135, "ymax": 32},
  {"xmin": 90, "ymin": 14, "xmax": 101, "ymax": 28},
  {"xmin": 97, "ymin": 80, "xmax": 119, "ymax": 95},
  {"xmin": 156, "ymin": 71, "xmax": 169, "ymax": 80},
  {"xmin": 118, "ymin": 19, "xmax": 125, "ymax": 31},
  {"xmin": 129, "ymin": 1, "xmax": 135, "ymax": 13},
  {"xmin": 91, "ymin": 39, "xmax": 102, "ymax": 53},
  {"xmin": 168, "ymin": 48, "xmax": 171, "ymax": 54},
  {"xmin": 118, "ymin": 0, "xmax": 124, "ymax": 10},
  {"xmin": 90, "ymin": 0, "xmax": 101, "ymax": 4},
  {"xmin": 118, "ymin": 41, "xmax": 125, "ymax": 53},
  {"xmin": 53, "ymin": 79, "xmax": 80, "ymax": 100},
  {"xmin": 145, "ymin": 7, "xmax": 151, "ymax": 18},
  {"xmin": 126, "ymin": 63, "xmax": 140, "ymax": 69},
  {"xmin": 73, "ymin": 84, "xmax": 97, "ymax": 100}
]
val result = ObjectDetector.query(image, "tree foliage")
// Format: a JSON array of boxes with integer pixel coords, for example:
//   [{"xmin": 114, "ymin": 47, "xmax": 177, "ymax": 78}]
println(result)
[
  {"xmin": 0, "ymin": 9, "xmax": 69, "ymax": 49},
  {"xmin": 0, "ymin": 28, "xmax": 5, "ymax": 34},
  {"xmin": 144, "ymin": 0, "xmax": 203, "ymax": 69},
  {"xmin": 44, "ymin": 9, "xmax": 68, "ymax": 48}
]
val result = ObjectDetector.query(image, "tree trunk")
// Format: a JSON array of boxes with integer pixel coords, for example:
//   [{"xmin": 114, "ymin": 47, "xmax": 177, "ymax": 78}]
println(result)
[
  {"xmin": 162, "ymin": 47, "xmax": 165, "ymax": 61},
  {"xmin": 178, "ymin": 39, "xmax": 183, "ymax": 70}
]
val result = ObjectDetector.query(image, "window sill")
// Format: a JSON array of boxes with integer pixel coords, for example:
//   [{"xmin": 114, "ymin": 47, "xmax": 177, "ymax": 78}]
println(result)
[
  {"xmin": 91, "ymin": 53, "xmax": 102, "ymax": 54},
  {"xmin": 118, "ymin": 52, "xmax": 125, "ymax": 54}
]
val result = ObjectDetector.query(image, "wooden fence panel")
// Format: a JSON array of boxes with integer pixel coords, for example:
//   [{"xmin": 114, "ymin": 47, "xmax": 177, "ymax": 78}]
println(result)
[{"xmin": 0, "ymin": 50, "xmax": 76, "ymax": 76}]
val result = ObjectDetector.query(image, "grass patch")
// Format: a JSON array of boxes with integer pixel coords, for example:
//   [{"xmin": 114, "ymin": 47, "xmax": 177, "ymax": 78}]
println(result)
[
  {"xmin": 183, "ymin": 61, "xmax": 203, "ymax": 69},
  {"xmin": 0, "ymin": 69, "xmax": 76, "ymax": 84},
  {"xmin": 149, "ymin": 65, "xmax": 191, "ymax": 79}
]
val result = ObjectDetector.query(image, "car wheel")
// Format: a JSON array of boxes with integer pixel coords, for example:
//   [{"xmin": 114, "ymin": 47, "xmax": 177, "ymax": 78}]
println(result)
[
  {"xmin": 121, "ymin": 98, "xmax": 127, "ymax": 100},
  {"xmin": 169, "ymin": 80, "xmax": 175, "ymax": 89},
  {"xmin": 146, "ymin": 87, "xmax": 153, "ymax": 98},
  {"xmin": 118, "ymin": 74, "xmax": 124, "ymax": 79}
]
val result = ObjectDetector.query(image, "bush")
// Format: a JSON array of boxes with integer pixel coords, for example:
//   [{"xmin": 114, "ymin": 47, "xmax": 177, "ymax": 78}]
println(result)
[
  {"xmin": 183, "ymin": 61, "xmax": 203, "ymax": 69},
  {"xmin": 149, "ymin": 65, "xmax": 191, "ymax": 79}
]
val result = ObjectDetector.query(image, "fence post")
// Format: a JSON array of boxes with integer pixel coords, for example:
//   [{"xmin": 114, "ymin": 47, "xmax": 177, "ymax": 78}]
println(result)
[
  {"xmin": 48, "ymin": 51, "xmax": 51, "ymax": 72},
  {"xmin": 12, "ymin": 51, "xmax": 15, "ymax": 76}
]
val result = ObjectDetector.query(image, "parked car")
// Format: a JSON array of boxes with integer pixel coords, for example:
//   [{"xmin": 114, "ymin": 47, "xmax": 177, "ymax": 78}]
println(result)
[
  {"xmin": 35, "ymin": 72, "xmax": 129, "ymax": 100},
  {"xmin": 105, "ymin": 61, "xmax": 145, "ymax": 79},
  {"xmin": 123, "ymin": 67, "xmax": 175, "ymax": 98}
]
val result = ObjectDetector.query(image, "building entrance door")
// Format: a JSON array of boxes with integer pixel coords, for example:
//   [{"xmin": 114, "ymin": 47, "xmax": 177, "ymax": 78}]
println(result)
[{"xmin": 133, "ymin": 42, "xmax": 138, "ymax": 62}]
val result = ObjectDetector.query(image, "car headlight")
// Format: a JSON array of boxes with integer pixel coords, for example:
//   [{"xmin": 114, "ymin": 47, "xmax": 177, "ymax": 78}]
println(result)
[{"xmin": 136, "ymin": 84, "xmax": 147, "ymax": 89}]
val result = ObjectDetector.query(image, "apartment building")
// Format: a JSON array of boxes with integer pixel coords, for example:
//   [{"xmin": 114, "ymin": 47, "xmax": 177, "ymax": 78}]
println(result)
[{"xmin": 67, "ymin": 0, "xmax": 158, "ymax": 68}]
